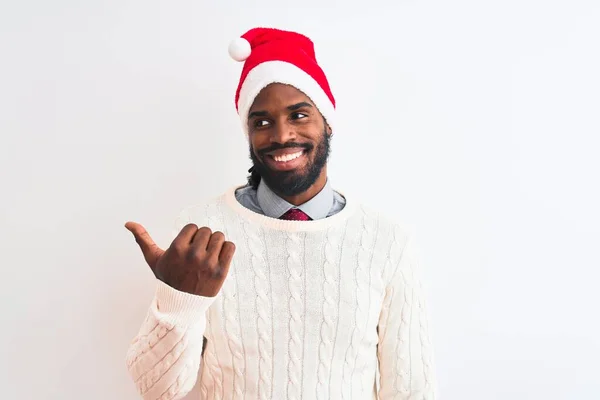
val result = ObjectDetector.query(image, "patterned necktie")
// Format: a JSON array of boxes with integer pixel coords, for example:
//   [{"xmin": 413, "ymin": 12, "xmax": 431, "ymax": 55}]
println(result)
[{"xmin": 279, "ymin": 208, "xmax": 312, "ymax": 221}]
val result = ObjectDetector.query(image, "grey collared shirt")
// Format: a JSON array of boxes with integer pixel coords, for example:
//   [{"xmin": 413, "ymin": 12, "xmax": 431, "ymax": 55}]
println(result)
[{"xmin": 235, "ymin": 178, "xmax": 346, "ymax": 220}]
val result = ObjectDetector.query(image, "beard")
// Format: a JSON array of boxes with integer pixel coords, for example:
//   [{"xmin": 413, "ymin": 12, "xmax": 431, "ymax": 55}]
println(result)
[{"xmin": 249, "ymin": 129, "xmax": 331, "ymax": 197}]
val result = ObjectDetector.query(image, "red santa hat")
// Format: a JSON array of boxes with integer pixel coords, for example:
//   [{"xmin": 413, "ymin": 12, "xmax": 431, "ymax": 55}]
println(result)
[{"xmin": 228, "ymin": 27, "xmax": 336, "ymax": 136}]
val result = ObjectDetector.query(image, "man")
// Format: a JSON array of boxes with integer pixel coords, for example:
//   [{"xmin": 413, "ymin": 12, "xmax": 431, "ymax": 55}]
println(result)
[{"xmin": 125, "ymin": 27, "xmax": 436, "ymax": 399}]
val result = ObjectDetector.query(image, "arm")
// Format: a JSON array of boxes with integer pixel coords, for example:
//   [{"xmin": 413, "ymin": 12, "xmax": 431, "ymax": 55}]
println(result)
[
  {"xmin": 123, "ymin": 211, "xmax": 235, "ymax": 400},
  {"xmin": 125, "ymin": 281, "xmax": 215, "ymax": 400},
  {"xmin": 377, "ymin": 234, "xmax": 437, "ymax": 399}
]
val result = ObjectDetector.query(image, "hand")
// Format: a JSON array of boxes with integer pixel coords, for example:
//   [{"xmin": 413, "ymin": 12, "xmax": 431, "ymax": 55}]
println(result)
[{"xmin": 125, "ymin": 222, "xmax": 235, "ymax": 297}]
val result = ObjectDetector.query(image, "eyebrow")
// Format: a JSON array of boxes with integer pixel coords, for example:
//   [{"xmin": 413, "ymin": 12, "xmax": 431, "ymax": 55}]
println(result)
[
  {"xmin": 248, "ymin": 110, "xmax": 268, "ymax": 119},
  {"xmin": 248, "ymin": 102, "xmax": 313, "ymax": 119},
  {"xmin": 287, "ymin": 102, "xmax": 313, "ymax": 111}
]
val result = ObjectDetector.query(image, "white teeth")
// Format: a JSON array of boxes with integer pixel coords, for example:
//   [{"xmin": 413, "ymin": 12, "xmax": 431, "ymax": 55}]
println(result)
[{"xmin": 273, "ymin": 151, "xmax": 303, "ymax": 162}]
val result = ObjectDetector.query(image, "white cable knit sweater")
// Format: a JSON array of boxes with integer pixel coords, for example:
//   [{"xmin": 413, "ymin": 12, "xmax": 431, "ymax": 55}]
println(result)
[{"xmin": 125, "ymin": 186, "xmax": 436, "ymax": 399}]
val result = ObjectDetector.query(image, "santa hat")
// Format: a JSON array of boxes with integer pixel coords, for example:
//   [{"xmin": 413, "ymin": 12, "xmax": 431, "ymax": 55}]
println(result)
[{"xmin": 228, "ymin": 27, "xmax": 336, "ymax": 136}]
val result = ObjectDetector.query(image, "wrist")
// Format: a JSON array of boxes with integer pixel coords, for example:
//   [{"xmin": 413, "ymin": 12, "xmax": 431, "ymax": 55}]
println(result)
[{"xmin": 153, "ymin": 279, "xmax": 216, "ymax": 327}]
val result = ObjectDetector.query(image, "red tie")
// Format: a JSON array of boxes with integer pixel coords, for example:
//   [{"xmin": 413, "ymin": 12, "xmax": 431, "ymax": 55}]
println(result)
[{"xmin": 279, "ymin": 208, "xmax": 312, "ymax": 221}]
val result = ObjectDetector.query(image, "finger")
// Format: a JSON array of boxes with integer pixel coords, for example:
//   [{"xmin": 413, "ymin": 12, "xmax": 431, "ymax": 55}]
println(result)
[
  {"xmin": 173, "ymin": 223, "xmax": 200, "ymax": 246},
  {"xmin": 190, "ymin": 226, "xmax": 213, "ymax": 252},
  {"xmin": 206, "ymin": 232, "xmax": 225, "ymax": 258},
  {"xmin": 125, "ymin": 221, "xmax": 164, "ymax": 269},
  {"xmin": 218, "ymin": 241, "xmax": 236, "ymax": 270}
]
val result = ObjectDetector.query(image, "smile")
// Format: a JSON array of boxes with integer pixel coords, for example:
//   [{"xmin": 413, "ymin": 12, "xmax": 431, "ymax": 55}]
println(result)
[
  {"xmin": 265, "ymin": 149, "xmax": 308, "ymax": 171},
  {"xmin": 272, "ymin": 150, "xmax": 303, "ymax": 162}
]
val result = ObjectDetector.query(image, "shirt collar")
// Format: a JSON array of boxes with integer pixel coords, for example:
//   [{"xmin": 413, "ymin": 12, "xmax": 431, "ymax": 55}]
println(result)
[{"xmin": 257, "ymin": 178, "xmax": 335, "ymax": 220}]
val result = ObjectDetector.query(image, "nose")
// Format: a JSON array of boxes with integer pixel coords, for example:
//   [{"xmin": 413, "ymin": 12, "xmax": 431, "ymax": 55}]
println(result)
[{"xmin": 270, "ymin": 119, "xmax": 297, "ymax": 144}]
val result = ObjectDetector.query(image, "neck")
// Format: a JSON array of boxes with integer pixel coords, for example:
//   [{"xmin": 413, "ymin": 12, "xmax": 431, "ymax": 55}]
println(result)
[{"xmin": 277, "ymin": 168, "xmax": 328, "ymax": 206}]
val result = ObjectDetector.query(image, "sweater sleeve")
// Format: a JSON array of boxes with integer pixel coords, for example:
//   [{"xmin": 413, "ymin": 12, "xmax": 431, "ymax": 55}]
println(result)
[
  {"xmin": 125, "ymin": 280, "xmax": 216, "ymax": 400},
  {"xmin": 377, "ymin": 234, "xmax": 437, "ymax": 399}
]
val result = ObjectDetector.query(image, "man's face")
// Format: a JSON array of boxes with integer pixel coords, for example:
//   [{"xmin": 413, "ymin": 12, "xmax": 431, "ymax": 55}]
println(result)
[{"xmin": 248, "ymin": 83, "xmax": 331, "ymax": 197}]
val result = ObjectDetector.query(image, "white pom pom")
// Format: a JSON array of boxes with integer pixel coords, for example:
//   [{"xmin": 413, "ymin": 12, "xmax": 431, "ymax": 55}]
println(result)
[{"xmin": 228, "ymin": 37, "xmax": 251, "ymax": 62}]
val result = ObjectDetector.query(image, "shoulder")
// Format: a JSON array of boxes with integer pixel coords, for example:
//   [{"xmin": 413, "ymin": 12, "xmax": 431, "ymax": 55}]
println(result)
[
  {"xmin": 172, "ymin": 189, "xmax": 231, "ymax": 232},
  {"xmin": 334, "ymin": 187, "xmax": 414, "ymax": 245},
  {"xmin": 356, "ymin": 202, "xmax": 414, "ymax": 243}
]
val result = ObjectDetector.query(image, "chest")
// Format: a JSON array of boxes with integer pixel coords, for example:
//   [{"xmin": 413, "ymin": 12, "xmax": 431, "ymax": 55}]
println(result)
[{"xmin": 205, "ymin": 214, "xmax": 394, "ymax": 338}]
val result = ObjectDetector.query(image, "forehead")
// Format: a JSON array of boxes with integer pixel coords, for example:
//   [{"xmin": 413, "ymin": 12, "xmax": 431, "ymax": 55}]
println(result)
[{"xmin": 249, "ymin": 83, "xmax": 314, "ymax": 112}]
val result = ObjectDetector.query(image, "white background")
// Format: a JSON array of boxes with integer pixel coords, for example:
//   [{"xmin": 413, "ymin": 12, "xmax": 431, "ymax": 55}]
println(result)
[{"xmin": 1, "ymin": 1, "xmax": 599, "ymax": 399}]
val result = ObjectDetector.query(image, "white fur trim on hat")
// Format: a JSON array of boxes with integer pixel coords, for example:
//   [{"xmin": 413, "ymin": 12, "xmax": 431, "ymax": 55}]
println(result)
[{"xmin": 237, "ymin": 60, "xmax": 336, "ymax": 137}]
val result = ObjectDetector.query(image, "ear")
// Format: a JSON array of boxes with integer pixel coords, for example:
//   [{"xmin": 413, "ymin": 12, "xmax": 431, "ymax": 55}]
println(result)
[{"xmin": 322, "ymin": 115, "xmax": 332, "ymax": 136}]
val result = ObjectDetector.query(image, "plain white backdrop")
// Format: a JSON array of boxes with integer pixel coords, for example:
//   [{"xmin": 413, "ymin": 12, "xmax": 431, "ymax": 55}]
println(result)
[{"xmin": 1, "ymin": 0, "xmax": 599, "ymax": 399}]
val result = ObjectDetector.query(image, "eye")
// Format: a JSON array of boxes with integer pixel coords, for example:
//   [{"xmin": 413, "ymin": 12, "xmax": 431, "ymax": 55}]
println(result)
[
  {"xmin": 291, "ymin": 112, "xmax": 308, "ymax": 120},
  {"xmin": 254, "ymin": 119, "xmax": 271, "ymax": 128}
]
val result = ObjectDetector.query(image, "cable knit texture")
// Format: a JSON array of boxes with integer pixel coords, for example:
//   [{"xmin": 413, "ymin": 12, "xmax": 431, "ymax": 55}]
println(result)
[{"xmin": 126, "ymin": 185, "xmax": 436, "ymax": 399}]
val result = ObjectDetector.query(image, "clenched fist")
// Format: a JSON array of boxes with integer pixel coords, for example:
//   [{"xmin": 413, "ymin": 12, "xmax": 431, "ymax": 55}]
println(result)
[{"xmin": 125, "ymin": 222, "xmax": 235, "ymax": 297}]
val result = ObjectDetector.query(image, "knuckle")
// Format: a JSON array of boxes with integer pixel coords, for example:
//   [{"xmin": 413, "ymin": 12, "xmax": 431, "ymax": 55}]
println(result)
[
  {"xmin": 211, "ymin": 231, "xmax": 225, "ymax": 240},
  {"xmin": 205, "ymin": 258, "xmax": 218, "ymax": 270},
  {"xmin": 183, "ymin": 223, "xmax": 198, "ymax": 231},
  {"xmin": 171, "ymin": 243, "xmax": 185, "ymax": 257},
  {"xmin": 210, "ymin": 268, "xmax": 224, "ymax": 280},
  {"xmin": 186, "ymin": 248, "xmax": 204, "ymax": 264},
  {"xmin": 198, "ymin": 226, "xmax": 212, "ymax": 235}
]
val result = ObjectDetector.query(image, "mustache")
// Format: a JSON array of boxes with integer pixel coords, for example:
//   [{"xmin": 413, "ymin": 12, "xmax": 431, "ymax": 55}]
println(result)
[{"xmin": 257, "ymin": 142, "xmax": 313, "ymax": 157}]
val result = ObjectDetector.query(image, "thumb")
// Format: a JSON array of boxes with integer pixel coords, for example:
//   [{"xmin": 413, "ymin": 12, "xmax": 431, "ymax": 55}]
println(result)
[{"xmin": 125, "ymin": 221, "xmax": 164, "ymax": 271}]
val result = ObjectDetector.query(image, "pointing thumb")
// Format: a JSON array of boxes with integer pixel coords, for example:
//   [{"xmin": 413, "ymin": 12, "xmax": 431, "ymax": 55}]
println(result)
[{"xmin": 125, "ymin": 221, "xmax": 164, "ymax": 271}]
